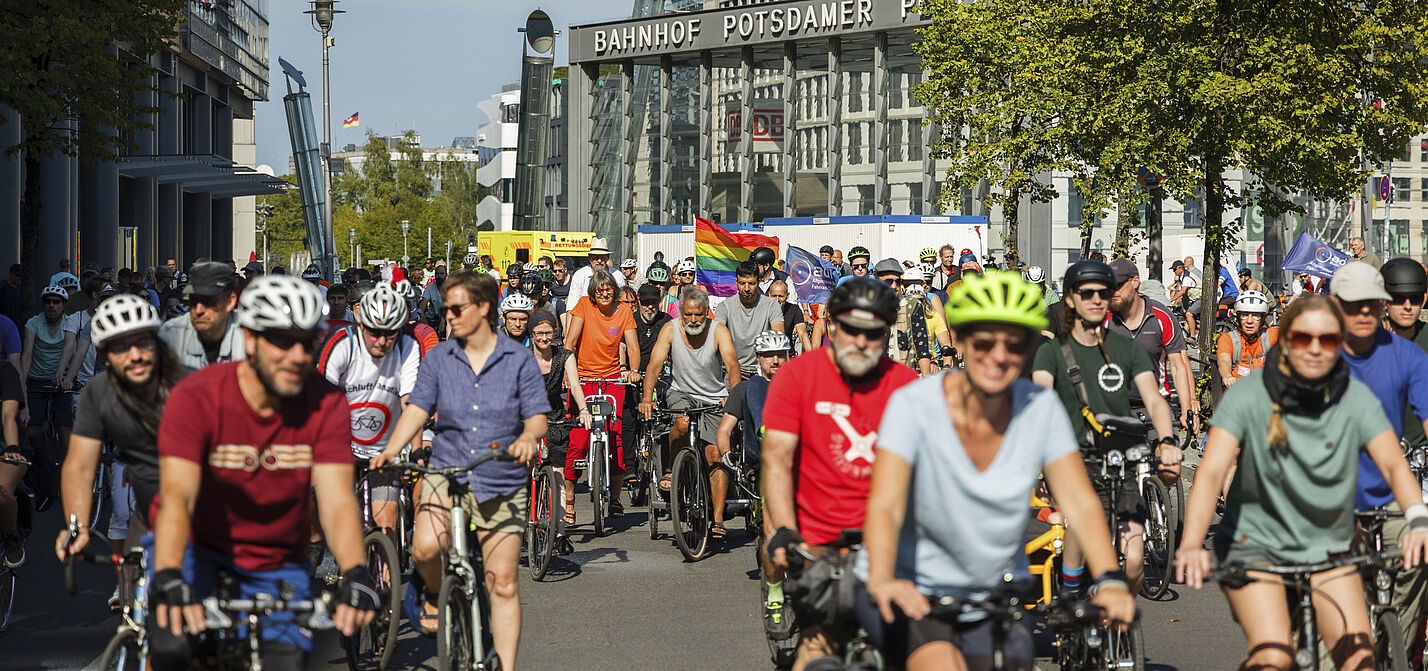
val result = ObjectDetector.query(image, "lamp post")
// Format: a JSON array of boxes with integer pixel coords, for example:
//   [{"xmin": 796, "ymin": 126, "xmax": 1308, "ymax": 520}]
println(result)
[
  {"xmin": 348, "ymin": 228, "xmax": 355, "ymax": 268},
  {"xmin": 400, "ymin": 219, "xmax": 411, "ymax": 266},
  {"xmin": 306, "ymin": 0, "xmax": 343, "ymax": 280}
]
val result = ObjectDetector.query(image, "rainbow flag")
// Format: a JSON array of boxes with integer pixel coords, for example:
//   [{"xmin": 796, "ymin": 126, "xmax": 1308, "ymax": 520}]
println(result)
[{"xmin": 694, "ymin": 217, "xmax": 779, "ymax": 297}]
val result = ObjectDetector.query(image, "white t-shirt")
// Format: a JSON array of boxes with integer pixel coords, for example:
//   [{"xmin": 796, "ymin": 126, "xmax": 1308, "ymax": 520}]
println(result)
[
  {"xmin": 64, "ymin": 310, "xmax": 96, "ymax": 385},
  {"xmin": 316, "ymin": 325, "xmax": 422, "ymax": 459},
  {"xmin": 564, "ymin": 264, "xmax": 626, "ymax": 314}
]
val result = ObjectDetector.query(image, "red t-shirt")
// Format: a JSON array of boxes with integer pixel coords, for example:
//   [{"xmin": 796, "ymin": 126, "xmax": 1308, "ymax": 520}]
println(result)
[
  {"xmin": 762, "ymin": 349, "xmax": 918, "ymax": 546},
  {"xmin": 154, "ymin": 362, "xmax": 352, "ymax": 571}
]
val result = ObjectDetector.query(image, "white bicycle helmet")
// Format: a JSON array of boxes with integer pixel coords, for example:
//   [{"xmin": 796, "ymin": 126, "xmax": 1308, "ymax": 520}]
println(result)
[
  {"xmin": 301, "ymin": 264, "xmax": 321, "ymax": 280},
  {"xmin": 357, "ymin": 282, "xmax": 407, "ymax": 331},
  {"xmin": 675, "ymin": 259, "xmax": 696, "ymax": 274},
  {"xmin": 914, "ymin": 263, "xmax": 935, "ymax": 280},
  {"xmin": 392, "ymin": 279, "xmax": 419, "ymax": 302},
  {"xmin": 463, "ymin": 253, "xmax": 481, "ymax": 267},
  {"xmin": 91, "ymin": 294, "xmax": 163, "ymax": 348},
  {"xmin": 904, "ymin": 284, "xmax": 926, "ymax": 297},
  {"xmin": 1235, "ymin": 290, "xmax": 1271, "ymax": 314},
  {"xmin": 500, "ymin": 292, "xmax": 533, "ymax": 315},
  {"xmin": 54, "ymin": 273, "xmax": 81, "ymax": 292},
  {"xmin": 754, "ymin": 330, "xmax": 791, "ymax": 354},
  {"xmin": 40, "ymin": 284, "xmax": 68, "ymax": 300},
  {"xmin": 238, "ymin": 275, "xmax": 327, "ymax": 332},
  {"xmin": 523, "ymin": 262, "xmax": 538, "ymax": 273},
  {"xmin": 620, "ymin": 258, "xmax": 637, "ymax": 269},
  {"xmin": 1023, "ymin": 266, "xmax": 1047, "ymax": 284}
]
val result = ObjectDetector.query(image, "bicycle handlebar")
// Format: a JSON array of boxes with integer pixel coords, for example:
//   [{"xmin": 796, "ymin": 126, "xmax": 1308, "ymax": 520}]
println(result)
[
  {"xmin": 0, "ymin": 456, "xmax": 30, "ymax": 466},
  {"xmin": 1208, "ymin": 549, "xmax": 1405, "ymax": 589},
  {"xmin": 579, "ymin": 377, "xmax": 629, "ymax": 384},
  {"xmin": 202, "ymin": 591, "xmax": 336, "ymax": 631},
  {"xmin": 374, "ymin": 446, "xmax": 516, "ymax": 477}
]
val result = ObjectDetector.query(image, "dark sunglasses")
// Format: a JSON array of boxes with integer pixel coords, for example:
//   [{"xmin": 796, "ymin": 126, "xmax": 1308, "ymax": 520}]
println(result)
[
  {"xmin": 261, "ymin": 332, "xmax": 318, "ymax": 353},
  {"xmin": 678, "ymin": 271, "xmax": 695, "ymax": 277},
  {"xmin": 836, "ymin": 322, "xmax": 887, "ymax": 340},
  {"xmin": 104, "ymin": 336, "xmax": 157, "ymax": 357},
  {"xmin": 442, "ymin": 302, "xmax": 474, "ymax": 317},
  {"xmin": 187, "ymin": 294, "xmax": 224, "ymax": 309},
  {"xmin": 1390, "ymin": 293, "xmax": 1426, "ymax": 307},
  {"xmin": 967, "ymin": 336, "xmax": 1030, "ymax": 355},
  {"xmin": 42, "ymin": 298, "xmax": 64, "ymax": 306},
  {"xmin": 1287, "ymin": 330, "xmax": 1343, "ymax": 351},
  {"xmin": 639, "ymin": 300, "xmax": 660, "ymax": 307},
  {"xmin": 366, "ymin": 327, "xmax": 400, "ymax": 340},
  {"xmin": 1076, "ymin": 288, "xmax": 1112, "ymax": 301},
  {"xmin": 851, "ymin": 262, "xmax": 870, "ymax": 269}
]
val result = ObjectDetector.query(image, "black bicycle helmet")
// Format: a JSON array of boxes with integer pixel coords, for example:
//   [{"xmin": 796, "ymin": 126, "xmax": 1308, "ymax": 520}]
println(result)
[
  {"xmin": 827, "ymin": 276, "xmax": 898, "ymax": 328},
  {"xmin": 519, "ymin": 272, "xmax": 543, "ymax": 297},
  {"xmin": 506, "ymin": 262, "xmax": 523, "ymax": 279},
  {"xmin": 1381, "ymin": 257, "xmax": 1427, "ymax": 295},
  {"xmin": 750, "ymin": 246, "xmax": 776, "ymax": 267},
  {"xmin": 1062, "ymin": 260, "xmax": 1116, "ymax": 291}
]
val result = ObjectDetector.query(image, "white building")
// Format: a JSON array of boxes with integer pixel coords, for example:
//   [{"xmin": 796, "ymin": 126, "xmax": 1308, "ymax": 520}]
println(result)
[{"xmin": 473, "ymin": 87, "xmax": 521, "ymax": 231}]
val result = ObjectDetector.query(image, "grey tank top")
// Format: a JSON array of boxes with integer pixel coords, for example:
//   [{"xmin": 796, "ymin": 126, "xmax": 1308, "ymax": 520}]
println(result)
[{"xmin": 670, "ymin": 326, "xmax": 728, "ymax": 402}]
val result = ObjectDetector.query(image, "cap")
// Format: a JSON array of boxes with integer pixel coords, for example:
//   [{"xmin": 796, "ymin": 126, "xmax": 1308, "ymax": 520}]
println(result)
[
  {"xmin": 1170, "ymin": 260, "xmax": 1185, "ymax": 271},
  {"xmin": 588, "ymin": 238, "xmax": 610, "ymax": 255},
  {"xmin": 184, "ymin": 262, "xmax": 236, "ymax": 297},
  {"xmin": 873, "ymin": 258, "xmax": 904, "ymax": 276},
  {"xmin": 1109, "ymin": 259, "xmax": 1139, "ymax": 284},
  {"xmin": 242, "ymin": 260, "xmax": 264, "ymax": 273},
  {"xmin": 637, "ymin": 283, "xmax": 663, "ymax": 302},
  {"xmin": 1330, "ymin": 261, "xmax": 1391, "ymax": 302}
]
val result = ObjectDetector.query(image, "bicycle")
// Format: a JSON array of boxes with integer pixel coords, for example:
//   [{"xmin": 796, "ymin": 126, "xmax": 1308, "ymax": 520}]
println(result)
[
  {"xmin": 377, "ymin": 448, "xmax": 516, "ymax": 671},
  {"xmin": 0, "ymin": 455, "xmax": 33, "ymax": 632},
  {"xmin": 667, "ymin": 402, "xmax": 725, "ymax": 561},
  {"xmin": 343, "ymin": 463, "xmax": 406, "ymax": 671},
  {"xmin": 1353, "ymin": 509, "xmax": 1412, "ymax": 671},
  {"xmin": 637, "ymin": 408, "xmax": 675, "ymax": 541},
  {"xmin": 784, "ymin": 529, "xmax": 879, "ymax": 670},
  {"xmin": 525, "ymin": 419, "xmax": 576, "ymax": 582},
  {"xmin": 1209, "ymin": 549, "xmax": 1404, "ymax": 671},
  {"xmin": 65, "ymin": 545, "xmax": 147, "ymax": 671},
  {"xmin": 1026, "ymin": 494, "xmax": 1066, "ymax": 607},
  {"xmin": 574, "ymin": 377, "xmax": 623, "ymax": 537},
  {"xmin": 1088, "ymin": 415, "xmax": 1177, "ymax": 601}
]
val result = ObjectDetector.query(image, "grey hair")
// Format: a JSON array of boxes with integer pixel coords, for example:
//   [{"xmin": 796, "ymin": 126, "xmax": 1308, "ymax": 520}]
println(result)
[
  {"xmin": 588, "ymin": 270, "xmax": 619, "ymax": 302},
  {"xmin": 680, "ymin": 286, "xmax": 710, "ymax": 312}
]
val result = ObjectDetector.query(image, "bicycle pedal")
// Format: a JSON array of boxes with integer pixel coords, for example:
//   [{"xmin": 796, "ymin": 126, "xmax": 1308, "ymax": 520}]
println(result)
[{"xmin": 573, "ymin": 459, "xmax": 587, "ymax": 469}]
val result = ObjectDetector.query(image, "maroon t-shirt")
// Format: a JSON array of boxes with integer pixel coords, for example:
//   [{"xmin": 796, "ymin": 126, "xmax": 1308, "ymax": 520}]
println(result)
[{"xmin": 154, "ymin": 362, "xmax": 351, "ymax": 571}]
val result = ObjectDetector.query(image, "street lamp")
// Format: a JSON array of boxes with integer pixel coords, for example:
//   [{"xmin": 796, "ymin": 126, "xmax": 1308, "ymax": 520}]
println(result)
[
  {"xmin": 306, "ymin": 0, "xmax": 343, "ymax": 280},
  {"xmin": 256, "ymin": 202, "xmax": 275, "ymax": 271},
  {"xmin": 401, "ymin": 220, "xmax": 411, "ymax": 266},
  {"xmin": 348, "ymin": 228, "xmax": 356, "ymax": 268}
]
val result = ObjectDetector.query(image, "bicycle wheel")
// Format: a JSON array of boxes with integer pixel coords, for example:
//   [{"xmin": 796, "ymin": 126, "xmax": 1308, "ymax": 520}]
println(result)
[
  {"xmin": 436, "ymin": 574, "xmax": 475, "ymax": 671},
  {"xmin": 647, "ymin": 474, "xmax": 661, "ymax": 540},
  {"xmin": 1101, "ymin": 620, "xmax": 1146, "ymax": 671},
  {"xmin": 527, "ymin": 466, "xmax": 559, "ymax": 581},
  {"xmin": 345, "ymin": 529, "xmax": 402, "ymax": 671},
  {"xmin": 0, "ymin": 568, "xmax": 13, "ymax": 632},
  {"xmin": 97, "ymin": 626, "xmax": 142, "ymax": 671},
  {"xmin": 590, "ymin": 436, "xmax": 607, "ymax": 536},
  {"xmin": 1139, "ymin": 478, "xmax": 1175, "ymax": 600},
  {"xmin": 669, "ymin": 449, "xmax": 709, "ymax": 561},
  {"xmin": 1376, "ymin": 610, "xmax": 1410, "ymax": 671},
  {"xmin": 89, "ymin": 462, "xmax": 108, "ymax": 532}
]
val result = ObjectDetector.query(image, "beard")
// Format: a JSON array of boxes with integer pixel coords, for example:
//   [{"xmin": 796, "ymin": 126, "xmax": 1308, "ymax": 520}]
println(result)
[
  {"xmin": 833, "ymin": 339, "xmax": 880, "ymax": 378},
  {"xmin": 683, "ymin": 319, "xmax": 707, "ymax": 336},
  {"xmin": 252, "ymin": 348, "xmax": 306, "ymax": 399}
]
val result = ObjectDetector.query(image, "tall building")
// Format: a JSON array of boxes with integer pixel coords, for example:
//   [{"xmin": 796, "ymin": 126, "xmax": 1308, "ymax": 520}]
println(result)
[
  {"xmin": 471, "ymin": 81, "xmax": 571, "ymax": 232},
  {"xmin": 0, "ymin": 1, "xmax": 285, "ymax": 276}
]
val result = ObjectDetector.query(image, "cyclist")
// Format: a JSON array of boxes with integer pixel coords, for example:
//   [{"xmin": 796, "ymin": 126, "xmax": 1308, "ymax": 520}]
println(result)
[
  {"xmin": 767, "ymin": 279, "xmax": 811, "ymax": 354},
  {"xmin": 316, "ymin": 282, "xmax": 421, "ymax": 541},
  {"xmin": 848, "ymin": 246, "xmax": 872, "ymax": 278},
  {"xmin": 422, "ymin": 264, "xmax": 449, "ymax": 335},
  {"xmin": 1, "ymin": 355, "xmax": 27, "ymax": 567},
  {"xmin": 763, "ymin": 276, "xmax": 919, "ymax": 670},
  {"xmin": 529, "ymin": 310, "xmax": 589, "ymax": 538},
  {"xmin": 1030, "ymin": 259, "xmax": 1179, "ymax": 597},
  {"xmin": 1217, "ymin": 290, "xmax": 1277, "ymax": 389},
  {"xmin": 502, "ymin": 263, "xmax": 524, "ymax": 299},
  {"xmin": 500, "ymin": 292, "xmax": 534, "ymax": 347},
  {"xmin": 665, "ymin": 260, "xmax": 697, "ymax": 317},
  {"xmin": 619, "ymin": 258, "xmax": 641, "ymax": 287},
  {"xmin": 917, "ymin": 247, "xmax": 937, "ymax": 270},
  {"xmin": 1178, "ymin": 293, "xmax": 1428, "ymax": 671},
  {"xmin": 393, "ymin": 279, "xmax": 439, "ymax": 357},
  {"xmin": 566, "ymin": 270, "xmax": 641, "ymax": 518},
  {"xmin": 368, "ymin": 271, "xmax": 548, "ymax": 669},
  {"xmin": 21, "ymin": 284, "xmax": 76, "ymax": 500},
  {"xmin": 148, "ymin": 275, "xmax": 378, "ymax": 671},
  {"xmin": 532, "ymin": 269, "xmax": 563, "ymax": 319},
  {"xmin": 1106, "ymin": 260, "xmax": 1199, "ymax": 433},
  {"xmin": 158, "ymin": 261, "xmax": 245, "ymax": 369},
  {"xmin": 931, "ymin": 244, "xmax": 959, "ymax": 291},
  {"xmin": 565, "ymin": 238, "xmax": 625, "ymax": 321},
  {"xmin": 1384, "ymin": 258, "xmax": 1428, "ymax": 451},
  {"xmin": 751, "ymin": 246, "xmax": 792, "ymax": 298},
  {"xmin": 715, "ymin": 330, "xmax": 790, "ymax": 632},
  {"xmin": 624, "ymin": 283, "xmax": 671, "ymax": 475},
  {"xmin": 714, "ymin": 261, "xmax": 784, "ymax": 380},
  {"xmin": 639, "ymin": 287, "xmax": 741, "ymax": 537},
  {"xmin": 1169, "ymin": 260, "xmax": 1202, "ymax": 340},
  {"xmin": 858, "ymin": 271, "xmax": 1135, "ymax": 670}
]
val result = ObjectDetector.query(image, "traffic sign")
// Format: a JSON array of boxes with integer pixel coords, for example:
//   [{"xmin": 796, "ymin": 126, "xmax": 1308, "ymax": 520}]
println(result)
[{"xmin": 1379, "ymin": 175, "xmax": 1391, "ymax": 201}]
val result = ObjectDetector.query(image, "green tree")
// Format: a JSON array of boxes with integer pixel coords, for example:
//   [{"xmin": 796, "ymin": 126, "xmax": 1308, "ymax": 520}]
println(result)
[
  {"xmin": 1, "ymin": 0, "xmax": 187, "ymax": 309},
  {"xmin": 255, "ymin": 176, "xmax": 309, "ymax": 268}
]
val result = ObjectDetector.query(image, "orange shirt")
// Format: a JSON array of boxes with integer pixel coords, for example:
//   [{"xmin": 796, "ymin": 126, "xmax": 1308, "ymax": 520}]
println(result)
[
  {"xmin": 1217, "ymin": 327, "xmax": 1278, "ymax": 379},
  {"xmin": 570, "ymin": 296, "xmax": 636, "ymax": 378}
]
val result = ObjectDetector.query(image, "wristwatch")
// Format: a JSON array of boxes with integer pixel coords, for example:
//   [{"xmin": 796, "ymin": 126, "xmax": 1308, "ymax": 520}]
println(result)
[{"xmin": 1157, "ymin": 436, "xmax": 1179, "ymax": 448}]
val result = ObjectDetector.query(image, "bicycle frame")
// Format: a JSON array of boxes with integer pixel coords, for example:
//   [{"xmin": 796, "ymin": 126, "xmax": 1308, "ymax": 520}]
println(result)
[{"xmin": 1025, "ymin": 496, "xmax": 1065, "ymax": 607}]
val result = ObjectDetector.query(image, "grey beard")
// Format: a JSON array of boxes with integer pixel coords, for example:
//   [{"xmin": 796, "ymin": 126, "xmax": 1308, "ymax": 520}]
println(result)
[
  {"xmin": 683, "ymin": 320, "xmax": 707, "ymax": 336},
  {"xmin": 833, "ymin": 341, "xmax": 879, "ymax": 377}
]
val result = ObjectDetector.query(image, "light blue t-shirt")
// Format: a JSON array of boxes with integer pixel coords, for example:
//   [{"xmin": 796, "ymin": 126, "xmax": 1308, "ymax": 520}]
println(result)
[{"xmin": 854, "ymin": 375, "xmax": 1079, "ymax": 593}]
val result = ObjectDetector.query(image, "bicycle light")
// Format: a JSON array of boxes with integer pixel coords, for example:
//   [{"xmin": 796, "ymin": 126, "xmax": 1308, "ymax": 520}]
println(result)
[
  {"xmin": 1125, "ymin": 446, "xmax": 1149, "ymax": 463},
  {"xmin": 1375, "ymin": 571, "xmax": 1392, "ymax": 592},
  {"xmin": 1106, "ymin": 450, "xmax": 1124, "ymax": 468},
  {"xmin": 1409, "ymin": 448, "xmax": 1426, "ymax": 470}
]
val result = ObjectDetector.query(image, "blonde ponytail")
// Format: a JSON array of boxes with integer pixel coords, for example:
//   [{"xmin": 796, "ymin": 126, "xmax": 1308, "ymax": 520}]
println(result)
[{"xmin": 1266, "ymin": 354, "xmax": 1293, "ymax": 450}]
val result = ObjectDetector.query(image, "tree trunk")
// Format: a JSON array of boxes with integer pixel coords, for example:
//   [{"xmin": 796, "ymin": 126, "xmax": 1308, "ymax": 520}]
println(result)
[
  {"xmin": 1198, "ymin": 159, "xmax": 1225, "ymax": 410},
  {"xmin": 1003, "ymin": 185, "xmax": 1020, "ymax": 268},
  {"xmin": 1113, "ymin": 184, "xmax": 1139, "ymax": 260}
]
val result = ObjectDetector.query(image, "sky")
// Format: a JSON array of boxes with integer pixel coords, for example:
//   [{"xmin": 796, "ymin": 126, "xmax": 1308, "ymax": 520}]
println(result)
[{"xmin": 253, "ymin": 0, "xmax": 635, "ymax": 172}]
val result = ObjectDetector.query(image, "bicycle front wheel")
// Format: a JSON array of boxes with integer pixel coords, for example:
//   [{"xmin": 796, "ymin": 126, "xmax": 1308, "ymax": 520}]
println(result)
[
  {"xmin": 436, "ymin": 574, "xmax": 475, "ymax": 671},
  {"xmin": 97, "ymin": 626, "xmax": 142, "ymax": 671},
  {"xmin": 0, "ymin": 568, "xmax": 14, "ymax": 631},
  {"xmin": 1376, "ymin": 610, "xmax": 1410, "ymax": 671},
  {"xmin": 1102, "ymin": 620, "xmax": 1146, "ymax": 671},
  {"xmin": 670, "ymin": 449, "xmax": 709, "ymax": 561},
  {"xmin": 345, "ymin": 529, "xmax": 402, "ymax": 671},
  {"xmin": 527, "ymin": 466, "xmax": 559, "ymax": 582},
  {"xmin": 1140, "ymin": 477, "xmax": 1175, "ymax": 600},
  {"xmin": 590, "ymin": 437, "xmax": 607, "ymax": 536}
]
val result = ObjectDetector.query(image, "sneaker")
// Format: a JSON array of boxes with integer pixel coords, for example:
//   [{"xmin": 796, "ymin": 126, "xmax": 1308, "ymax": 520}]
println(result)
[
  {"xmin": 1, "ymin": 535, "xmax": 23, "ymax": 569},
  {"xmin": 108, "ymin": 588, "xmax": 121, "ymax": 612},
  {"xmin": 763, "ymin": 596, "xmax": 794, "ymax": 639}
]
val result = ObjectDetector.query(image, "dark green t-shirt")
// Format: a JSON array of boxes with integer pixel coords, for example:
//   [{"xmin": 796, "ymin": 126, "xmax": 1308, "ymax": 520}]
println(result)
[
  {"xmin": 1402, "ymin": 322, "xmax": 1428, "ymax": 447},
  {"xmin": 1032, "ymin": 331, "xmax": 1154, "ymax": 447}
]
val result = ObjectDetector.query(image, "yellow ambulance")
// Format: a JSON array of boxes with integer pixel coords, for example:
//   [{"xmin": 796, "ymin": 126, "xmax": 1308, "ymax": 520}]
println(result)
[{"xmin": 475, "ymin": 231, "xmax": 596, "ymax": 272}]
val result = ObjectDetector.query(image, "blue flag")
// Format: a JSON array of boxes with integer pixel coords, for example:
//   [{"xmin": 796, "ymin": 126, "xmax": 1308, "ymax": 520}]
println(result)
[
  {"xmin": 1280, "ymin": 232, "xmax": 1350, "ymax": 278},
  {"xmin": 786, "ymin": 245, "xmax": 840, "ymax": 305}
]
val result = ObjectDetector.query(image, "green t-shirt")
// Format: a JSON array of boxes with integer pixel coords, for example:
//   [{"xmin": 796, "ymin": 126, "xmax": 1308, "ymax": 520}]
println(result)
[
  {"xmin": 1211, "ymin": 371, "xmax": 1391, "ymax": 563},
  {"xmin": 1401, "ymin": 322, "xmax": 1428, "ymax": 447},
  {"xmin": 1031, "ymin": 331, "xmax": 1154, "ymax": 447}
]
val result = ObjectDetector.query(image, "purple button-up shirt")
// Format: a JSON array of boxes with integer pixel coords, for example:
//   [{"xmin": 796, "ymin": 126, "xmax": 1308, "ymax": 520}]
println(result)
[{"xmin": 408, "ymin": 333, "xmax": 549, "ymax": 501}]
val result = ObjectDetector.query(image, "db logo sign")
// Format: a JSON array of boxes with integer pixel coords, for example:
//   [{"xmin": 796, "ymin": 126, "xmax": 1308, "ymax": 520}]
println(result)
[{"xmin": 727, "ymin": 108, "xmax": 785, "ymax": 143}]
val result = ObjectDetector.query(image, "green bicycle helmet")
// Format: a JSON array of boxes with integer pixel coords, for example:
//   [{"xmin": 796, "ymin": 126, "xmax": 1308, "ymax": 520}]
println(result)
[
  {"xmin": 647, "ymin": 266, "xmax": 670, "ymax": 283},
  {"xmin": 919, "ymin": 247, "xmax": 937, "ymax": 261},
  {"xmin": 945, "ymin": 270, "xmax": 1048, "ymax": 332}
]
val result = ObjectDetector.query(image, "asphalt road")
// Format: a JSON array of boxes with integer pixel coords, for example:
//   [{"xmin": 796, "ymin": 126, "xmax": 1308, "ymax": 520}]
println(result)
[{"xmin": 6, "ymin": 468, "xmax": 1249, "ymax": 671}]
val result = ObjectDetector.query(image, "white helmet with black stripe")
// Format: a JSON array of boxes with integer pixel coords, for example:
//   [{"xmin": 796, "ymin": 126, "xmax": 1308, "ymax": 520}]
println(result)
[
  {"xmin": 357, "ymin": 282, "xmax": 407, "ymax": 331},
  {"xmin": 238, "ymin": 275, "xmax": 328, "ymax": 332}
]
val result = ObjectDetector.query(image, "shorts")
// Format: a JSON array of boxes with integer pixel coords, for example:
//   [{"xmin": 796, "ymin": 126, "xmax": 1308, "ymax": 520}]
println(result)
[
  {"xmin": 854, "ymin": 580, "xmax": 1035, "ymax": 670},
  {"xmin": 353, "ymin": 460, "xmax": 401, "ymax": 503},
  {"xmin": 25, "ymin": 378, "xmax": 73, "ymax": 428},
  {"xmin": 1089, "ymin": 470, "xmax": 1146, "ymax": 521},
  {"xmin": 664, "ymin": 388, "xmax": 725, "ymax": 445},
  {"xmin": 419, "ymin": 474, "xmax": 527, "ymax": 535},
  {"xmin": 1186, "ymin": 300, "xmax": 1202, "ymax": 317},
  {"xmin": 1212, "ymin": 532, "xmax": 1296, "ymax": 568}
]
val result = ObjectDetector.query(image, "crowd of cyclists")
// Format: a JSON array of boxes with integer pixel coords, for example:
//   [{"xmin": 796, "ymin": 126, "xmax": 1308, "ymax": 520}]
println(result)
[{"xmin": 0, "ymin": 235, "xmax": 1426, "ymax": 670}]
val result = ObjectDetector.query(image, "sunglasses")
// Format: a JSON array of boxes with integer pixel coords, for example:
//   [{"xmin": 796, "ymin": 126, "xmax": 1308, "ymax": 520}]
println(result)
[
  {"xmin": 261, "ymin": 332, "xmax": 318, "ymax": 353},
  {"xmin": 42, "ymin": 299, "xmax": 64, "ymax": 306},
  {"xmin": 851, "ymin": 262, "xmax": 869, "ymax": 269},
  {"xmin": 620, "ymin": 298, "xmax": 637, "ymax": 304},
  {"xmin": 1287, "ymin": 330, "xmax": 1343, "ymax": 351},
  {"xmin": 105, "ymin": 336, "xmax": 157, "ymax": 357},
  {"xmin": 1076, "ymin": 288, "xmax": 1113, "ymax": 301},
  {"xmin": 678, "ymin": 271, "xmax": 695, "ymax": 277},
  {"xmin": 442, "ymin": 302, "xmax": 474, "ymax": 317},
  {"xmin": 967, "ymin": 336, "xmax": 1030, "ymax": 356},
  {"xmin": 366, "ymin": 327, "xmax": 400, "ymax": 340},
  {"xmin": 1390, "ymin": 293, "xmax": 1426, "ymax": 307},
  {"xmin": 187, "ymin": 294, "xmax": 225, "ymax": 309},
  {"xmin": 836, "ymin": 322, "xmax": 887, "ymax": 340},
  {"xmin": 639, "ymin": 300, "xmax": 660, "ymax": 307}
]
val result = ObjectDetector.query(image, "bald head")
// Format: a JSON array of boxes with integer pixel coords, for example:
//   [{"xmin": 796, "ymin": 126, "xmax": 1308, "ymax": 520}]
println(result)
[{"xmin": 768, "ymin": 279, "xmax": 790, "ymax": 306}]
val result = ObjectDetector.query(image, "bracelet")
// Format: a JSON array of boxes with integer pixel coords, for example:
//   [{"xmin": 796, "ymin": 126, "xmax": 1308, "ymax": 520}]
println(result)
[{"xmin": 1158, "ymin": 436, "xmax": 1179, "ymax": 448}]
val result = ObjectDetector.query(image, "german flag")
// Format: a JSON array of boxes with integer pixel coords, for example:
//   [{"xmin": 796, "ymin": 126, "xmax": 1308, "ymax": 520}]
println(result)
[{"xmin": 342, "ymin": 112, "xmax": 359, "ymax": 129}]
